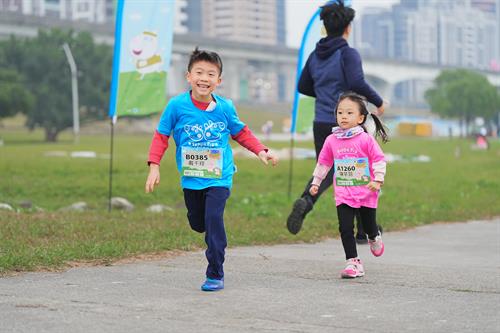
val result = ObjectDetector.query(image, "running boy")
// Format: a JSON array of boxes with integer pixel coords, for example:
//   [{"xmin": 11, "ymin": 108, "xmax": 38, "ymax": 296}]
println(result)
[{"xmin": 145, "ymin": 48, "xmax": 278, "ymax": 291}]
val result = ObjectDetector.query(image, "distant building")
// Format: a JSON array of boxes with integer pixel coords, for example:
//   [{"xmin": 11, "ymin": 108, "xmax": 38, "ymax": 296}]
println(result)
[
  {"xmin": 358, "ymin": 8, "xmax": 394, "ymax": 59},
  {"xmin": 437, "ymin": 1, "xmax": 498, "ymax": 69},
  {"xmin": 0, "ymin": 0, "xmax": 293, "ymax": 105},
  {"xmin": 0, "ymin": 0, "xmax": 114, "ymax": 23},
  {"xmin": 471, "ymin": 0, "xmax": 498, "ymax": 13},
  {"xmin": 356, "ymin": 0, "xmax": 500, "ymax": 107},
  {"xmin": 358, "ymin": 0, "xmax": 499, "ymax": 70},
  {"xmin": 176, "ymin": 0, "xmax": 288, "ymax": 103},
  {"xmin": 181, "ymin": 0, "xmax": 286, "ymax": 46}
]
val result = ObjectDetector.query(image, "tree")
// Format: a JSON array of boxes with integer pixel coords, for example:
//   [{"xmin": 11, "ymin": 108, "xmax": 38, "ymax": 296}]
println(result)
[
  {"xmin": 0, "ymin": 36, "xmax": 34, "ymax": 122},
  {"xmin": 425, "ymin": 69, "xmax": 500, "ymax": 135},
  {"xmin": 0, "ymin": 29, "xmax": 112, "ymax": 141},
  {"xmin": 0, "ymin": 68, "xmax": 33, "ymax": 121},
  {"xmin": 70, "ymin": 32, "xmax": 113, "ymax": 126}
]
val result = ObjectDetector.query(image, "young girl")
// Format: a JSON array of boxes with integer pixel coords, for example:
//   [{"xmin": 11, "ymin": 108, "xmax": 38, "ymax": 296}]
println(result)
[{"xmin": 309, "ymin": 91, "xmax": 388, "ymax": 278}]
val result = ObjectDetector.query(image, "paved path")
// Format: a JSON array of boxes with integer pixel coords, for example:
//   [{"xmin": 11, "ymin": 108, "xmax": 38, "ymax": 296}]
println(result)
[{"xmin": 1, "ymin": 219, "xmax": 499, "ymax": 333}]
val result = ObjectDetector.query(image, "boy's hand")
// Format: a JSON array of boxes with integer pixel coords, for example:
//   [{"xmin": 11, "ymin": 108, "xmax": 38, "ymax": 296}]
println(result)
[
  {"xmin": 145, "ymin": 164, "xmax": 161, "ymax": 193},
  {"xmin": 367, "ymin": 181, "xmax": 382, "ymax": 192},
  {"xmin": 309, "ymin": 184, "xmax": 319, "ymax": 196},
  {"xmin": 258, "ymin": 150, "xmax": 278, "ymax": 166}
]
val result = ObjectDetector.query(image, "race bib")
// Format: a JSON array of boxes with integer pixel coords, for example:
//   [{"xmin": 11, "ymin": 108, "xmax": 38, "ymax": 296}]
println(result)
[
  {"xmin": 335, "ymin": 158, "xmax": 370, "ymax": 186},
  {"xmin": 181, "ymin": 147, "xmax": 223, "ymax": 179}
]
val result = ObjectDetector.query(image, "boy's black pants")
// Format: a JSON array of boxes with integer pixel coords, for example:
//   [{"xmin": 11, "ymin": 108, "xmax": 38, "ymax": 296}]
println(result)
[
  {"xmin": 337, "ymin": 204, "xmax": 379, "ymax": 259},
  {"xmin": 183, "ymin": 186, "xmax": 230, "ymax": 280}
]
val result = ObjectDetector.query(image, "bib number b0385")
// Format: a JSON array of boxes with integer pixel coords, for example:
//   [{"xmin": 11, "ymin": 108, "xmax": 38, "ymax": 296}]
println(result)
[{"xmin": 181, "ymin": 147, "xmax": 223, "ymax": 179}]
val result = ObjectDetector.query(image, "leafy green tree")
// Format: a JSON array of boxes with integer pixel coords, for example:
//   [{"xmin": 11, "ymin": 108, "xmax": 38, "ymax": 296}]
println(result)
[
  {"xmin": 70, "ymin": 32, "xmax": 113, "ymax": 126},
  {"xmin": 0, "ymin": 29, "xmax": 112, "ymax": 141},
  {"xmin": 0, "ymin": 68, "xmax": 33, "ymax": 121},
  {"xmin": 425, "ymin": 69, "xmax": 500, "ymax": 135}
]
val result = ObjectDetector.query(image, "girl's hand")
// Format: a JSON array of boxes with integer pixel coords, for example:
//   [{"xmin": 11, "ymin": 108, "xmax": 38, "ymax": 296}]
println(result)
[
  {"xmin": 145, "ymin": 164, "xmax": 161, "ymax": 193},
  {"xmin": 367, "ymin": 181, "xmax": 382, "ymax": 192},
  {"xmin": 258, "ymin": 150, "xmax": 278, "ymax": 166},
  {"xmin": 309, "ymin": 184, "xmax": 319, "ymax": 196}
]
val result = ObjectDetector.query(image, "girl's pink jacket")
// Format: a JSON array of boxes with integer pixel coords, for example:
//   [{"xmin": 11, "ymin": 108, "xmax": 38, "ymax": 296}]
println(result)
[{"xmin": 312, "ymin": 128, "xmax": 386, "ymax": 208}]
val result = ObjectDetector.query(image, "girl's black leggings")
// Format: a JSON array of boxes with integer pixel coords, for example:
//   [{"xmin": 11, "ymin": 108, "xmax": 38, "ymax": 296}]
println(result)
[{"xmin": 337, "ymin": 204, "xmax": 379, "ymax": 259}]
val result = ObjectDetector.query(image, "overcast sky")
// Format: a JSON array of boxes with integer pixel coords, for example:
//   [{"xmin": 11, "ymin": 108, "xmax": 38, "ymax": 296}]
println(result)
[{"xmin": 286, "ymin": 0, "xmax": 400, "ymax": 47}]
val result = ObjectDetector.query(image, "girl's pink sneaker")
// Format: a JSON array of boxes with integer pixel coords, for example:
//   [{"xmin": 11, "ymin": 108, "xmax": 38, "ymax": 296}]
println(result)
[
  {"xmin": 341, "ymin": 258, "xmax": 365, "ymax": 278},
  {"xmin": 369, "ymin": 235, "xmax": 385, "ymax": 257}
]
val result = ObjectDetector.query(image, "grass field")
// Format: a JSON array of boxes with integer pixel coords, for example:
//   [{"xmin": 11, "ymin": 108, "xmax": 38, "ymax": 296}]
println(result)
[{"xmin": 1, "ymin": 124, "xmax": 499, "ymax": 275}]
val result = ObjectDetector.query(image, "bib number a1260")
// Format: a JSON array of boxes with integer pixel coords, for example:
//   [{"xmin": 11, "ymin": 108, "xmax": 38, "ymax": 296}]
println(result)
[{"xmin": 334, "ymin": 158, "xmax": 370, "ymax": 186}]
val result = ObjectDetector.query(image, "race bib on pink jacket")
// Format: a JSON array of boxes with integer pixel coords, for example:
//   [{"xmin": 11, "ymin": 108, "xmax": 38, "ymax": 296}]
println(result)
[{"xmin": 318, "ymin": 130, "xmax": 385, "ymax": 208}]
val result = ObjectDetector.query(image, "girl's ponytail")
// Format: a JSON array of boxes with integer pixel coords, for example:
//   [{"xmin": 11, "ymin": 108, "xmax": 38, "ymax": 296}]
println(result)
[{"xmin": 370, "ymin": 113, "xmax": 389, "ymax": 143}]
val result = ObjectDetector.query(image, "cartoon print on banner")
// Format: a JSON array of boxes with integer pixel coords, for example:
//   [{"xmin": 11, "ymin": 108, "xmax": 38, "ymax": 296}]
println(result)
[
  {"xmin": 129, "ymin": 31, "xmax": 164, "ymax": 80},
  {"xmin": 108, "ymin": 0, "xmax": 175, "ymax": 118}
]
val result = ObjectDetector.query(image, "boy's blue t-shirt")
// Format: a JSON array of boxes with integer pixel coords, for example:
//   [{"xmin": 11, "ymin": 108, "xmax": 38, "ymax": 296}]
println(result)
[{"xmin": 157, "ymin": 92, "xmax": 245, "ymax": 190}]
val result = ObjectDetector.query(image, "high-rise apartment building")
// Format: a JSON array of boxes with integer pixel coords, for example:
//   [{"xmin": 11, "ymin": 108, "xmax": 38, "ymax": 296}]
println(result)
[
  {"xmin": 182, "ymin": 0, "xmax": 286, "ymax": 46},
  {"xmin": 358, "ymin": 0, "xmax": 500, "ymax": 106},
  {"xmin": 0, "ymin": 0, "xmax": 114, "ymax": 23},
  {"xmin": 439, "ymin": 7, "xmax": 497, "ymax": 69},
  {"xmin": 176, "ymin": 0, "xmax": 288, "ymax": 103},
  {"xmin": 358, "ymin": 8, "xmax": 394, "ymax": 59},
  {"xmin": 358, "ymin": 0, "xmax": 499, "ymax": 71}
]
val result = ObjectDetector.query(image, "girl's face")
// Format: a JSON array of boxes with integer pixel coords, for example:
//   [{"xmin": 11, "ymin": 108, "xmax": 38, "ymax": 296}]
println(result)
[
  {"xmin": 186, "ymin": 60, "xmax": 222, "ymax": 102},
  {"xmin": 336, "ymin": 98, "xmax": 365, "ymax": 130}
]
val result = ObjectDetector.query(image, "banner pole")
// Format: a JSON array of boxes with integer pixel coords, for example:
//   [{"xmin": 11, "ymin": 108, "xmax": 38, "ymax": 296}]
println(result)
[
  {"xmin": 107, "ymin": 0, "xmax": 124, "ymax": 212},
  {"xmin": 287, "ymin": 133, "xmax": 295, "ymax": 199},
  {"xmin": 288, "ymin": 8, "xmax": 320, "ymax": 199},
  {"xmin": 108, "ymin": 117, "xmax": 116, "ymax": 212}
]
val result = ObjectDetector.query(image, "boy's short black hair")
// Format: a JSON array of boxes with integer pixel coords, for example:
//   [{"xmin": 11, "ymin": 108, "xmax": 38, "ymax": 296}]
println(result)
[
  {"xmin": 187, "ymin": 47, "xmax": 223, "ymax": 75},
  {"xmin": 320, "ymin": 0, "xmax": 355, "ymax": 38}
]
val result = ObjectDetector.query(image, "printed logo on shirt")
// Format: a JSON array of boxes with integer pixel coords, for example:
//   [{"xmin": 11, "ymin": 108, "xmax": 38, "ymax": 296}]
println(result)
[
  {"xmin": 184, "ymin": 120, "xmax": 226, "ymax": 142},
  {"xmin": 337, "ymin": 147, "xmax": 357, "ymax": 155}
]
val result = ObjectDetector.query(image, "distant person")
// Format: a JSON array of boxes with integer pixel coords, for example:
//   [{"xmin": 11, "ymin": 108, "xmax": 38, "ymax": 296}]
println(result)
[
  {"xmin": 309, "ymin": 92, "xmax": 387, "ymax": 278},
  {"xmin": 475, "ymin": 128, "xmax": 489, "ymax": 150},
  {"xmin": 145, "ymin": 48, "xmax": 278, "ymax": 292},
  {"xmin": 282, "ymin": 117, "xmax": 291, "ymax": 133},
  {"xmin": 287, "ymin": 1, "xmax": 386, "ymax": 242},
  {"xmin": 261, "ymin": 120, "xmax": 274, "ymax": 140}
]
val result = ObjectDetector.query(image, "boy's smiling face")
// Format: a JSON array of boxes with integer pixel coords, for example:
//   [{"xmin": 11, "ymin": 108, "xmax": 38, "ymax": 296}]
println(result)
[{"xmin": 186, "ymin": 60, "xmax": 221, "ymax": 102}]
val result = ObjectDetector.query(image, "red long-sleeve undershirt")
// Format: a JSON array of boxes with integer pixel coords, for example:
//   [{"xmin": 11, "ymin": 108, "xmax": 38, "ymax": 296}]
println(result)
[{"xmin": 147, "ymin": 97, "xmax": 267, "ymax": 165}]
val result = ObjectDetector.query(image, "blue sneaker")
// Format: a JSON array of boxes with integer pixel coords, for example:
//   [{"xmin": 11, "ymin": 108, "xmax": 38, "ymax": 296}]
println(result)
[{"xmin": 201, "ymin": 278, "xmax": 224, "ymax": 292}]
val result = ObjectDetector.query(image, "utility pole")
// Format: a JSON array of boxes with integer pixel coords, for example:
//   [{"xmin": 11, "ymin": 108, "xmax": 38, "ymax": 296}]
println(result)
[{"xmin": 62, "ymin": 43, "xmax": 80, "ymax": 144}]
